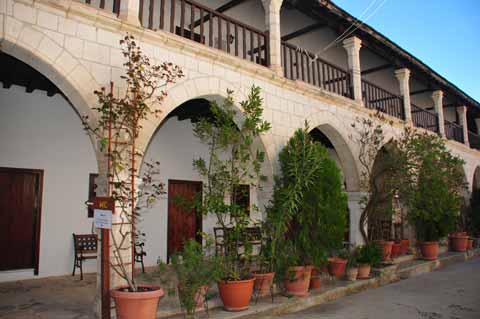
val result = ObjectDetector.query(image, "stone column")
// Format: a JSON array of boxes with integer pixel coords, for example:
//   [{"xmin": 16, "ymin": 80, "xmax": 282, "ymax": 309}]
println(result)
[
  {"xmin": 119, "ymin": 0, "xmax": 141, "ymax": 27},
  {"xmin": 394, "ymin": 68, "xmax": 412, "ymax": 124},
  {"xmin": 432, "ymin": 90, "xmax": 446, "ymax": 138},
  {"xmin": 475, "ymin": 118, "xmax": 480, "ymax": 135},
  {"xmin": 456, "ymin": 106, "xmax": 469, "ymax": 146},
  {"xmin": 261, "ymin": 0, "xmax": 284, "ymax": 76},
  {"xmin": 348, "ymin": 192, "xmax": 367, "ymax": 246},
  {"xmin": 343, "ymin": 37, "xmax": 362, "ymax": 103}
]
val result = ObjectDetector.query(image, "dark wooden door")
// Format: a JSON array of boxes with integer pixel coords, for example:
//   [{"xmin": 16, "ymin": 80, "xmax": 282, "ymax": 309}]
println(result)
[
  {"xmin": 0, "ymin": 167, "xmax": 43, "ymax": 273},
  {"xmin": 167, "ymin": 180, "xmax": 202, "ymax": 259}
]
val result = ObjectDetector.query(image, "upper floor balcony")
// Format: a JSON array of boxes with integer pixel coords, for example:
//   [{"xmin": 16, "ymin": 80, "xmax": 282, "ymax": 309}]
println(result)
[{"xmin": 78, "ymin": 0, "xmax": 480, "ymax": 151}]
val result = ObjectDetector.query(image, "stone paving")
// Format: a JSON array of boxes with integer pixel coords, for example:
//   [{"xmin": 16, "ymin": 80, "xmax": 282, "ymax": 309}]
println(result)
[{"xmin": 0, "ymin": 250, "xmax": 477, "ymax": 319}]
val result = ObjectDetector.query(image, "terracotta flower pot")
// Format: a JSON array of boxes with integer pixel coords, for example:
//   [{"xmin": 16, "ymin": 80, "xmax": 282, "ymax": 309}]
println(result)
[
  {"xmin": 346, "ymin": 268, "xmax": 358, "ymax": 281},
  {"xmin": 252, "ymin": 272, "xmax": 275, "ymax": 297},
  {"xmin": 327, "ymin": 257, "xmax": 347, "ymax": 278},
  {"xmin": 377, "ymin": 240, "xmax": 394, "ymax": 261},
  {"xmin": 284, "ymin": 266, "xmax": 312, "ymax": 297},
  {"xmin": 450, "ymin": 234, "xmax": 468, "ymax": 252},
  {"xmin": 400, "ymin": 239, "xmax": 410, "ymax": 255},
  {"xmin": 391, "ymin": 242, "xmax": 402, "ymax": 259},
  {"xmin": 357, "ymin": 264, "xmax": 371, "ymax": 279},
  {"xmin": 218, "ymin": 278, "xmax": 255, "ymax": 311},
  {"xmin": 420, "ymin": 241, "xmax": 439, "ymax": 260},
  {"xmin": 309, "ymin": 268, "xmax": 321, "ymax": 289},
  {"xmin": 467, "ymin": 239, "xmax": 474, "ymax": 250},
  {"xmin": 111, "ymin": 285, "xmax": 164, "ymax": 319}
]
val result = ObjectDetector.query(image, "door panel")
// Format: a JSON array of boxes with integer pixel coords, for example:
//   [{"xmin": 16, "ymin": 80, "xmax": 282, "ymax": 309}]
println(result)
[
  {"xmin": 167, "ymin": 180, "xmax": 202, "ymax": 259},
  {"xmin": 0, "ymin": 168, "xmax": 42, "ymax": 272}
]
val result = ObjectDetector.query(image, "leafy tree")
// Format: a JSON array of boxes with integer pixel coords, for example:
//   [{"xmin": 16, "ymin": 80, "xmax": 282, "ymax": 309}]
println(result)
[
  {"xmin": 192, "ymin": 86, "xmax": 271, "ymax": 280},
  {"xmin": 395, "ymin": 129, "xmax": 466, "ymax": 242},
  {"xmin": 266, "ymin": 124, "xmax": 348, "ymax": 281}
]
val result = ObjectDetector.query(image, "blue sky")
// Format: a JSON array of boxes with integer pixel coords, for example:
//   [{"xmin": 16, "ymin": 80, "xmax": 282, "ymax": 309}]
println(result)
[{"xmin": 333, "ymin": 0, "xmax": 480, "ymax": 102}]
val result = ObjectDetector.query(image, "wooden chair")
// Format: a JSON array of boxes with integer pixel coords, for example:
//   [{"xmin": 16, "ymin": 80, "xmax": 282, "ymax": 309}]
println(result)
[
  {"xmin": 134, "ymin": 242, "xmax": 147, "ymax": 273},
  {"xmin": 72, "ymin": 233, "xmax": 98, "ymax": 280}
]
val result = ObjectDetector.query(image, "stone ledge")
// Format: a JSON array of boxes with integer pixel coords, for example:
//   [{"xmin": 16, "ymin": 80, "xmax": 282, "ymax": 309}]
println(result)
[{"xmin": 159, "ymin": 249, "xmax": 479, "ymax": 319}]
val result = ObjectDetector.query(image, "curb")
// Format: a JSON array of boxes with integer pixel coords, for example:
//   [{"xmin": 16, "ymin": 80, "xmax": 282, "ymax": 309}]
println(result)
[{"xmin": 159, "ymin": 249, "xmax": 479, "ymax": 319}]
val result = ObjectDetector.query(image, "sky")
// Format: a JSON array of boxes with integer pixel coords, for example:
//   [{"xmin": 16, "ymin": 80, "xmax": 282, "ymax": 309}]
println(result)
[{"xmin": 332, "ymin": 0, "xmax": 480, "ymax": 102}]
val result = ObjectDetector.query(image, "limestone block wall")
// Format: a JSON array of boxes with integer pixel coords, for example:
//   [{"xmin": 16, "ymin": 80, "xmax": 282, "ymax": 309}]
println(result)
[{"xmin": 0, "ymin": 0, "xmax": 479, "ymax": 280}]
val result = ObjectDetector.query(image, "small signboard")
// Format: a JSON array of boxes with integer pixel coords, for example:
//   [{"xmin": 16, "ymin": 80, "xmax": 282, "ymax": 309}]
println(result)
[{"xmin": 93, "ymin": 197, "xmax": 114, "ymax": 229}]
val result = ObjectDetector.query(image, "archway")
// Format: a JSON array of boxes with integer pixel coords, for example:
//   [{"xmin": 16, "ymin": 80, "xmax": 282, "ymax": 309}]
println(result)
[
  {"xmin": 465, "ymin": 167, "xmax": 480, "ymax": 237},
  {"xmin": 307, "ymin": 120, "xmax": 361, "ymax": 245},
  {"xmin": 0, "ymin": 51, "xmax": 99, "ymax": 284},
  {"xmin": 138, "ymin": 93, "xmax": 274, "ymax": 266}
]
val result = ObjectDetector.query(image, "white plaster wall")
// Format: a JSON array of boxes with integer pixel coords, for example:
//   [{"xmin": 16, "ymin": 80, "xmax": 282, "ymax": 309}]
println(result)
[
  {"xmin": 0, "ymin": 86, "xmax": 98, "ymax": 282},
  {"xmin": 140, "ymin": 115, "xmax": 261, "ymax": 267}
]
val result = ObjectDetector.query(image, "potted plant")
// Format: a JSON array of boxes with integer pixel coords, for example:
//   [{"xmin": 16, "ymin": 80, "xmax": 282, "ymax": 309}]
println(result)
[
  {"xmin": 395, "ymin": 130, "xmax": 465, "ymax": 261},
  {"xmin": 82, "ymin": 34, "xmax": 183, "ymax": 319},
  {"xmin": 345, "ymin": 248, "xmax": 359, "ymax": 281},
  {"xmin": 266, "ymin": 125, "xmax": 347, "ymax": 296},
  {"xmin": 450, "ymin": 231, "xmax": 468, "ymax": 252},
  {"xmin": 159, "ymin": 239, "xmax": 223, "ymax": 318},
  {"xmin": 391, "ymin": 241, "xmax": 402, "ymax": 259},
  {"xmin": 251, "ymin": 225, "xmax": 276, "ymax": 297},
  {"xmin": 328, "ymin": 249, "xmax": 348, "ymax": 278},
  {"xmin": 191, "ymin": 86, "xmax": 271, "ymax": 311},
  {"xmin": 356, "ymin": 243, "xmax": 382, "ymax": 279}
]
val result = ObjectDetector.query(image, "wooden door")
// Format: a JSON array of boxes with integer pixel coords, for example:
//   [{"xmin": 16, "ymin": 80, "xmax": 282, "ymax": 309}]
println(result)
[
  {"xmin": 0, "ymin": 167, "xmax": 43, "ymax": 274},
  {"xmin": 167, "ymin": 180, "xmax": 202, "ymax": 259}
]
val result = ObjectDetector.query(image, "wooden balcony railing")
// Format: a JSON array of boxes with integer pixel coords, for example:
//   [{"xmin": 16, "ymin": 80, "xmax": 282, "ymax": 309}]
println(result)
[
  {"xmin": 281, "ymin": 42, "xmax": 352, "ymax": 98},
  {"xmin": 362, "ymin": 80, "xmax": 404, "ymax": 120},
  {"xmin": 78, "ymin": 0, "xmax": 120, "ymax": 14},
  {"xmin": 139, "ymin": 0, "xmax": 268, "ymax": 67},
  {"xmin": 444, "ymin": 120, "xmax": 464, "ymax": 143},
  {"xmin": 469, "ymin": 131, "xmax": 480, "ymax": 150},
  {"xmin": 411, "ymin": 104, "xmax": 439, "ymax": 133}
]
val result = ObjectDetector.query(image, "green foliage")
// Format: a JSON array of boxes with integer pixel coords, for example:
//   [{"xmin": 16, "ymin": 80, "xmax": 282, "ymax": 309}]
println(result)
[
  {"xmin": 81, "ymin": 34, "xmax": 183, "ymax": 291},
  {"xmin": 356, "ymin": 243, "xmax": 382, "ymax": 266},
  {"xmin": 163, "ymin": 240, "xmax": 223, "ymax": 318},
  {"xmin": 192, "ymin": 86, "xmax": 271, "ymax": 280},
  {"xmin": 395, "ymin": 129, "xmax": 466, "ymax": 242},
  {"xmin": 266, "ymin": 123, "xmax": 348, "ymax": 282}
]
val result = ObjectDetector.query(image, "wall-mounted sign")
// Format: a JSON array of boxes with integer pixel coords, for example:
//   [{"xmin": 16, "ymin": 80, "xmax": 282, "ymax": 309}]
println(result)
[{"xmin": 93, "ymin": 197, "xmax": 114, "ymax": 229}]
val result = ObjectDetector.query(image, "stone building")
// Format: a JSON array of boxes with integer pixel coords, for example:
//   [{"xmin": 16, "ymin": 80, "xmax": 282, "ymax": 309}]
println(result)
[{"xmin": 1, "ymin": 0, "xmax": 479, "ymax": 295}]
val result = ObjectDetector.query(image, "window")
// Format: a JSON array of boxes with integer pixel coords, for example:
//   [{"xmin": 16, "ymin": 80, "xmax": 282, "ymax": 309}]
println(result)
[
  {"xmin": 87, "ymin": 173, "xmax": 98, "ymax": 218},
  {"xmin": 232, "ymin": 184, "xmax": 250, "ymax": 217}
]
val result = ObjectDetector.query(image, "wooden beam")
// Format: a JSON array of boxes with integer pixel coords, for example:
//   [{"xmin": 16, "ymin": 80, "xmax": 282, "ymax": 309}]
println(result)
[
  {"xmin": 281, "ymin": 22, "xmax": 326, "ymax": 41},
  {"xmin": 192, "ymin": 0, "xmax": 247, "ymax": 28},
  {"xmin": 361, "ymin": 64, "xmax": 391, "ymax": 75},
  {"xmin": 410, "ymin": 88, "xmax": 433, "ymax": 96}
]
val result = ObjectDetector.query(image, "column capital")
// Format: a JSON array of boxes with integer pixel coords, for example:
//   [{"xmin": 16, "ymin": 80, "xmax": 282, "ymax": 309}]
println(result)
[
  {"xmin": 431, "ymin": 90, "xmax": 444, "ymax": 101},
  {"xmin": 394, "ymin": 68, "xmax": 411, "ymax": 81},
  {"xmin": 261, "ymin": 0, "xmax": 283, "ymax": 12},
  {"xmin": 456, "ymin": 105, "xmax": 468, "ymax": 114},
  {"xmin": 342, "ymin": 36, "xmax": 362, "ymax": 52},
  {"xmin": 119, "ymin": 0, "xmax": 141, "ymax": 27}
]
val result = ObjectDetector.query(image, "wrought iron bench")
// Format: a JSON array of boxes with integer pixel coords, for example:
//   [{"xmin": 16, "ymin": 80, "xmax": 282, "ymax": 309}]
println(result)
[{"xmin": 72, "ymin": 233, "xmax": 98, "ymax": 280}]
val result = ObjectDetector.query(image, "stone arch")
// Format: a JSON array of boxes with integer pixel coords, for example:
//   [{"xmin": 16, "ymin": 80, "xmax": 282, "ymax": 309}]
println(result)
[
  {"xmin": 307, "ymin": 110, "xmax": 361, "ymax": 192},
  {"xmin": 138, "ymin": 76, "xmax": 275, "ymax": 185},
  {"xmin": 473, "ymin": 166, "xmax": 480, "ymax": 191},
  {"xmin": 1, "ymin": 26, "xmax": 104, "ymax": 171}
]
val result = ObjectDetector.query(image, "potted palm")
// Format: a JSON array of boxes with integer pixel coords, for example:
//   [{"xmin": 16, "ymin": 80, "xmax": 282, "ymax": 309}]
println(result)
[
  {"xmin": 82, "ymin": 34, "xmax": 183, "ymax": 319},
  {"xmin": 345, "ymin": 248, "xmax": 359, "ymax": 281},
  {"xmin": 191, "ymin": 86, "xmax": 271, "ymax": 311},
  {"xmin": 356, "ymin": 243, "xmax": 382, "ymax": 279}
]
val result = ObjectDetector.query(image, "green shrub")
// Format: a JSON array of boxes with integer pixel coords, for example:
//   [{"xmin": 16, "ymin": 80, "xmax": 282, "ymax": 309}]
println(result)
[{"xmin": 356, "ymin": 244, "xmax": 382, "ymax": 266}]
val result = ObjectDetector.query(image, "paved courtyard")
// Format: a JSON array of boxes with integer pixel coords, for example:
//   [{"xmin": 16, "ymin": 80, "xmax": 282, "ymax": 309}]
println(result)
[{"xmin": 272, "ymin": 257, "xmax": 480, "ymax": 319}]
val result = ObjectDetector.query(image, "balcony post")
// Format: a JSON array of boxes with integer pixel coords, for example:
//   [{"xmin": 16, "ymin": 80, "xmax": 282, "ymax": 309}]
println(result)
[
  {"xmin": 456, "ymin": 106, "xmax": 469, "ymax": 146},
  {"xmin": 119, "ymin": 0, "xmax": 141, "ymax": 27},
  {"xmin": 432, "ymin": 90, "xmax": 446, "ymax": 138},
  {"xmin": 394, "ymin": 68, "xmax": 412, "ymax": 124},
  {"xmin": 342, "ymin": 37, "xmax": 362, "ymax": 102},
  {"xmin": 261, "ymin": 0, "xmax": 284, "ymax": 76},
  {"xmin": 475, "ymin": 117, "xmax": 480, "ymax": 135}
]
